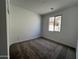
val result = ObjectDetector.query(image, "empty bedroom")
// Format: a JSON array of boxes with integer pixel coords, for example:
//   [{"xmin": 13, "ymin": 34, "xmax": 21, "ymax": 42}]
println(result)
[{"xmin": 8, "ymin": 0, "xmax": 78, "ymax": 59}]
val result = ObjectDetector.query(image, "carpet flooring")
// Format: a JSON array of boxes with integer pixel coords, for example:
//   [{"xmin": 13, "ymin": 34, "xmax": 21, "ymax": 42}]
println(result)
[{"xmin": 10, "ymin": 38, "xmax": 76, "ymax": 59}]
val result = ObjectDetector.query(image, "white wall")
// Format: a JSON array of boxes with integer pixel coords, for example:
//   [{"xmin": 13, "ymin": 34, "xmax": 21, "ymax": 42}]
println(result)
[
  {"xmin": 42, "ymin": 5, "xmax": 78, "ymax": 48},
  {"xmin": 8, "ymin": 4, "xmax": 41, "ymax": 45}
]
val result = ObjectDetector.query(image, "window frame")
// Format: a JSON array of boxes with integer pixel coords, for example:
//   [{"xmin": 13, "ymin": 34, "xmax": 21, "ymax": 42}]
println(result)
[{"xmin": 48, "ymin": 15, "xmax": 62, "ymax": 32}]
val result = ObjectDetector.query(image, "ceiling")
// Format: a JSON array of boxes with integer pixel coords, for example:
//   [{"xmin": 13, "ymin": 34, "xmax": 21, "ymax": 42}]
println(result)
[{"xmin": 11, "ymin": 0, "xmax": 78, "ymax": 15}]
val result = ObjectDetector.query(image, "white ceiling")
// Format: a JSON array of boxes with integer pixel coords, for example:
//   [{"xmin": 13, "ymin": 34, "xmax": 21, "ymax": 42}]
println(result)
[{"xmin": 11, "ymin": 0, "xmax": 77, "ymax": 15}]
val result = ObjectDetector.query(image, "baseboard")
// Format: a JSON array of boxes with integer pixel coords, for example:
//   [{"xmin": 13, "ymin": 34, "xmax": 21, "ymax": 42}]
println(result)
[
  {"xmin": 10, "ymin": 35, "xmax": 40, "ymax": 47},
  {"xmin": 40, "ymin": 36, "xmax": 76, "ymax": 49},
  {"xmin": 10, "ymin": 36, "xmax": 76, "ymax": 50}
]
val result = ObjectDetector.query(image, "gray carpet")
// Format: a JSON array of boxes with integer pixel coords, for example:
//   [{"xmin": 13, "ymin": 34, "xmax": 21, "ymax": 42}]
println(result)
[{"xmin": 10, "ymin": 38, "xmax": 76, "ymax": 59}]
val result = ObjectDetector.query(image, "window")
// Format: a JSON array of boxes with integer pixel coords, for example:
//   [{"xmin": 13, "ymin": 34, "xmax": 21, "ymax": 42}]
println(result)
[{"xmin": 48, "ymin": 16, "xmax": 62, "ymax": 32}]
